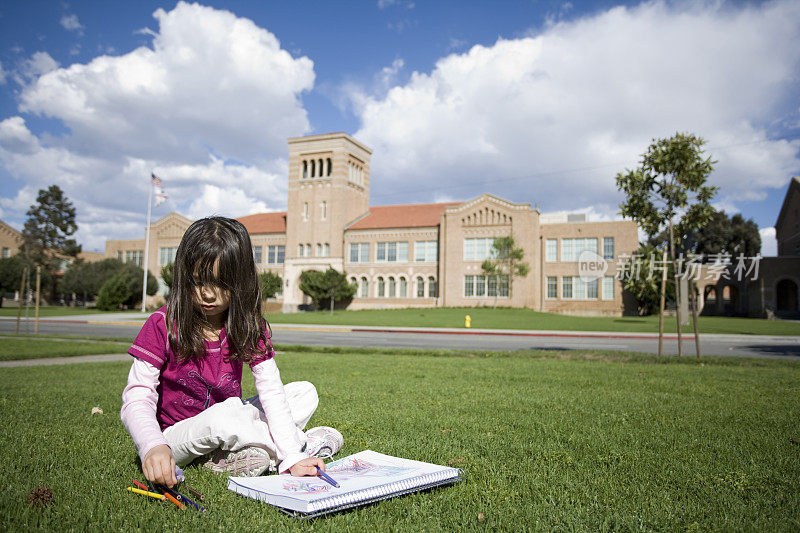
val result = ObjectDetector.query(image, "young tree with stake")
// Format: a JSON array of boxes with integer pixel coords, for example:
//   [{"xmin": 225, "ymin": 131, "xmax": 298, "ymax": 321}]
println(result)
[{"xmin": 616, "ymin": 133, "xmax": 717, "ymax": 357}]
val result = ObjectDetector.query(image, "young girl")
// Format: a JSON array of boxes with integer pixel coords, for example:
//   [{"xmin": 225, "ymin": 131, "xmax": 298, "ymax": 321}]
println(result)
[{"xmin": 121, "ymin": 216, "xmax": 342, "ymax": 487}]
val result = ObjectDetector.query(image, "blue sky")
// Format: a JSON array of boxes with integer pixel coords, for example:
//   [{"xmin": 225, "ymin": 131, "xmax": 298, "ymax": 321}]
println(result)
[{"xmin": 0, "ymin": 0, "xmax": 798, "ymax": 253}]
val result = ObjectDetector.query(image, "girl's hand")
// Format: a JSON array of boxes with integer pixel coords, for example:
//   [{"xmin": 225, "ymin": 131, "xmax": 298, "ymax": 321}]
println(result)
[
  {"xmin": 288, "ymin": 456, "xmax": 326, "ymax": 477},
  {"xmin": 143, "ymin": 444, "xmax": 177, "ymax": 487}
]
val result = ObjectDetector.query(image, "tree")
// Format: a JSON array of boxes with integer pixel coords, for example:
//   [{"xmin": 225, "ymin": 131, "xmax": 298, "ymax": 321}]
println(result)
[
  {"xmin": 21, "ymin": 185, "xmax": 81, "ymax": 300},
  {"xmin": 61, "ymin": 258, "xmax": 132, "ymax": 303},
  {"xmin": 620, "ymin": 243, "xmax": 676, "ymax": 316},
  {"xmin": 259, "ymin": 271, "xmax": 283, "ymax": 300},
  {"xmin": 160, "ymin": 263, "xmax": 174, "ymax": 293},
  {"xmin": 0, "ymin": 256, "xmax": 26, "ymax": 308},
  {"xmin": 299, "ymin": 268, "xmax": 356, "ymax": 311},
  {"xmin": 480, "ymin": 236, "xmax": 529, "ymax": 306},
  {"xmin": 95, "ymin": 263, "xmax": 158, "ymax": 310},
  {"xmin": 648, "ymin": 210, "xmax": 761, "ymax": 260},
  {"xmin": 617, "ymin": 133, "xmax": 717, "ymax": 356}
]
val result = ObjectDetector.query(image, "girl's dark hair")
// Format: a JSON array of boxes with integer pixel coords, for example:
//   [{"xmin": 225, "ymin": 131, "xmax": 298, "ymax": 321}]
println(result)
[{"xmin": 166, "ymin": 216, "xmax": 266, "ymax": 362}]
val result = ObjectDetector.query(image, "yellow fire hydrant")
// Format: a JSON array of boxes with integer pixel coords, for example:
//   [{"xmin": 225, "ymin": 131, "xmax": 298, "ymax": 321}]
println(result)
[{"xmin": 465, "ymin": 315, "xmax": 471, "ymax": 328}]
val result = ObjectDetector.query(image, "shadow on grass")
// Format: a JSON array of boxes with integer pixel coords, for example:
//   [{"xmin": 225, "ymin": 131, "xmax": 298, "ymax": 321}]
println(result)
[
  {"xmin": 740, "ymin": 344, "xmax": 800, "ymax": 358},
  {"xmin": 613, "ymin": 318, "xmax": 648, "ymax": 323}
]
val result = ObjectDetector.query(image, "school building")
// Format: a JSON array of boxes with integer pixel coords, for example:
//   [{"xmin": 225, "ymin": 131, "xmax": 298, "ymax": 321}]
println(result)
[{"xmin": 103, "ymin": 133, "xmax": 640, "ymax": 315}]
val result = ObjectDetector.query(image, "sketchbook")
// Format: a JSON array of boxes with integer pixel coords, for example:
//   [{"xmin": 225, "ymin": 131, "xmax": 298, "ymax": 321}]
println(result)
[{"xmin": 227, "ymin": 450, "xmax": 464, "ymax": 518}]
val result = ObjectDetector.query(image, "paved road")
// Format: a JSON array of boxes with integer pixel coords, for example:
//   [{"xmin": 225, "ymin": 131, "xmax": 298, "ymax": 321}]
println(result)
[{"xmin": 2, "ymin": 315, "xmax": 799, "ymax": 360}]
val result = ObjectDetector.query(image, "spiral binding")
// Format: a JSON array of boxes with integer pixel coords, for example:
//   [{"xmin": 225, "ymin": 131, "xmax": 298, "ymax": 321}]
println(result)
[{"xmin": 306, "ymin": 468, "xmax": 461, "ymax": 514}]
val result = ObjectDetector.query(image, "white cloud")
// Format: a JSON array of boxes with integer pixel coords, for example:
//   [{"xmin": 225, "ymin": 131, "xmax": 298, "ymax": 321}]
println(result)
[
  {"xmin": 0, "ymin": 61, "xmax": 6, "ymax": 84},
  {"xmin": 760, "ymin": 227, "xmax": 777, "ymax": 257},
  {"xmin": 16, "ymin": 52, "xmax": 59, "ymax": 83},
  {"xmin": 352, "ymin": 0, "xmax": 800, "ymax": 219},
  {"xmin": 0, "ymin": 2, "xmax": 313, "ymax": 246},
  {"xmin": 60, "ymin": 14, "xmax": 84, "ymax": 35}
]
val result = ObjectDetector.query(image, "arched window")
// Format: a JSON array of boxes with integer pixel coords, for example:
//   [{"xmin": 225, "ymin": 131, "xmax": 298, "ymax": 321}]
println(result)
[
  {"xmin": 324, "ymin": 243, "xmax": 330, "ymax": 257},
  {"xmin": 306, "ymin": 243, "xmax": 311, "ymax": 257},
  {"xmin": 302, "ymin": 160, "xmax": 308, "ymax": 178},
  {"xmin": 399, "ymin": 277, "xmax": 407, "ymax": 298},
  {"xmin": 350, "ymin": 276, "xmax": 357, "ymax": 289},
  {"xmin": 428, "ymin": 276, "xmax": 438, "ymax": 297},
  {"xmin": 326, "ymin": 157, "xmax": 332, "ymax": 176},
  {"xmin": 417, "ymin": 276, "xmax": 425, "ymax": 297},
  {"xmin": 316, "ymin": 243, "xmax": 322, "ymax": 257},
  {"xmin": 378, "ymin": 277, "xmax": 385, "ymax": 298},
  {"xmin": 389, "ymin": 277, "xmax": 396, "ymax": 298},
  {"xmin": 318, "ymin": 158, "xmax": 323, "ymax": 177},
  {"xmin": 360, "ymin": 277, "xmax": 368, "ymax": 298},
  {"xmin": 298, "ymin": 244, "xmax": 304, "ymax": 257},
  {"xmin": 310, "ymin": 159, "xmax": 315, "ymax": 178}
]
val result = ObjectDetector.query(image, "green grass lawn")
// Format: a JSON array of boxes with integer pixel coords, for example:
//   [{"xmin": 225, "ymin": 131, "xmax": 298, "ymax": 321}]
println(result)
[
  {"xmin": 267, "ymin": 307, "xmax": 800, "ymax": 336},
  {"xmin": 0, "ymin": 350, "xmax": 797, "ymax": 531},
  {"xmin": 0, "ymin": 338, "xmax": 129, "ymax": 361},
  {"xmin": 0, "ymin": 306, "xmax": 140, "ymax": 317}
]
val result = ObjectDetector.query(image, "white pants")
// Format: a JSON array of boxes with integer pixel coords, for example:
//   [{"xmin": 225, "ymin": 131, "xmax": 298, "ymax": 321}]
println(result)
[{"xmin": 162, "ymin": 381, "xmax": 319, "ymax": 467}]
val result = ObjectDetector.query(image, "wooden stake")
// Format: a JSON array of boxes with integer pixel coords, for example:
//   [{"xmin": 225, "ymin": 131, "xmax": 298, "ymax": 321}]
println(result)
[
  {"xmin": 35, "ymin": 265, "xmax": 41, "ymax": 335},
  {"xmin": 15, "ymin": 266, "xmax": 28, "ymax": 335},
  {"xmin": 691, "ymin": 282, "xmax": 701, "ymax": 358},
  {"xmin": 658, "ymin": 249, "xmax": 667, "ymax": 357}
]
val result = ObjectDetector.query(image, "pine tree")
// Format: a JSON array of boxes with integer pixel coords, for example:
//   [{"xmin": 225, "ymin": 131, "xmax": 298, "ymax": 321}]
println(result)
[{"xmin": 21, "ymin": 185, "xmax": 82, "ymax": 301}]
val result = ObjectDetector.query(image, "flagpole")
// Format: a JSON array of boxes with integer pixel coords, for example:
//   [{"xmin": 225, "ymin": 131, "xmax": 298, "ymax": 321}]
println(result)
[{"xmin": 141, "ymin": 176, "xmax": 153, "ymax": 312}]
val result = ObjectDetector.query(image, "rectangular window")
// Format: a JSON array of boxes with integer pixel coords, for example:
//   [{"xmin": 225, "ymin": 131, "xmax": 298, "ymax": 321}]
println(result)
[
  {"xmin": 562, "ymin": 276, "xmax": 573, "ymax": 299},
  {"xmin": 547, "ymin": 276, "xmax": 557, "ymax": 299},
  {"xmin": 397, "ymin": 241, "xmax": 408, "ymax": 262},
  {"xmin": 602, "ymin": 276, "xmax": 615, "ymax": 300},
  {"xmin": 125, "ymin": 250, "xmax": 143, "ymax": 267},
  {"xmin": 464, "ymin": 275, "xmax": 508, "ymax": 298},
  {"xmin": 587, "ymin": 279, "xmax": 598, "ymax": 299},
  {"xmin": 603, "ymin": 237, "xmax": 615, "ymax": 260},
  {"xmin": 117, "ymin": 251, "xmax": 123, "ymax": 261},
  {"xmin": 376, "ymin": 242, "xmax": 408, "ymax": 263},
  {"xmin": 561, "ymin": 238, "xmax": 598, "ymax": 261},
  {"xmin": 546, "ymin": 239, "xmax": 557, "ymax": 262},
  {"xmin": 414, "ymin": 241, "xmax": 438, "ymax": 262},
  {"xmin": 561, "ymin": 277, "xmax": 599, "ymax": 299},
  {"xmin": 463, "ymin": 238, "xmax": 496, "ymax": 261},
  {"xmin": 349, "ymin": 243, "xmax": 369, "ymax": 263},
  {"xmin": 268, "ymin": 245, "xmax": 285, "ymax": 264},
  {"xmin": 1, "ymin": 247, "xmax": 9, "ymax": 259},
  {"xmin": 253, "ymin": 246, "xmax": 262, "ymax": 264}
]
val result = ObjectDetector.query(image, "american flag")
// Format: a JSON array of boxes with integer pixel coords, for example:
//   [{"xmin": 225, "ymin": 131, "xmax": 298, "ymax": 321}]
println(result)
[{"xmin": 151, "ymin": 173, "xmax": 168, "ymax": 206}]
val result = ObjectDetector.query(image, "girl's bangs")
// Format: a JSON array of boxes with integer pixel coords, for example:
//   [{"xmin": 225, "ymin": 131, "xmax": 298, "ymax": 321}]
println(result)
[{"xmin": 189, "ymin": 248, "xmax": 237, "ymax": 291}]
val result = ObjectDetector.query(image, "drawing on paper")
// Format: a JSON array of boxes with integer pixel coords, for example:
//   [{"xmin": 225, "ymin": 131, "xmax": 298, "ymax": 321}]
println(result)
[
  {"xmin": 328, "ymin": 457, "xmax": 416, "ymax": 481},
  {"xmin": 282, "ymin": 480, "xmax": 331, "ymax": 494}
]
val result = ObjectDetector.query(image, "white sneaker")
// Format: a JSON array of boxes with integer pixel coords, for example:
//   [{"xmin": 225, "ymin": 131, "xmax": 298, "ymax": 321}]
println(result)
[
  {"xmin": 304, "ymin": 426, "xmax": 343, "ymax": 459},
  {"xmin": 203, "ymin": 446, "xmax": 275, "ymax": 477}
]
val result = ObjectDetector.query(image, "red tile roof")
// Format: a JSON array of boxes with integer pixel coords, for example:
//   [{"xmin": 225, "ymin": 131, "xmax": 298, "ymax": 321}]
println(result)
[
  {"xmin": 237, "ymin": 212, "xmax": 287, "ymax": 234},
  {"xmin": 347, "ymin": 202, "xmax": 462, "ymax": 230}
]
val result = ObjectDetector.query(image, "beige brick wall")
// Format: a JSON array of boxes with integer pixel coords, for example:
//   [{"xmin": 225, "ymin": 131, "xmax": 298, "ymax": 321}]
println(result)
[
  {"xmin": 539, "ymin": 220, "xmax": 639, "ymax": 316},
  {"xmin": 0, "ymin": 220, "xmax": 22, "ymax": 258},
  {"xmin": 344, "ymin": 227, "xmax": 441, "ymax": 309},
  {"xmin": 440, "ymin": 195, "xmax": 540, "ymax": 309},
  {"xmin": 776, "ymin": 179, "xmax": 800, "ymax": 256}
]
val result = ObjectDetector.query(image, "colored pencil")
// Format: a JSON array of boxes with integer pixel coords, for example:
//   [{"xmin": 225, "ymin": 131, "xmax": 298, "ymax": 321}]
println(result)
[
  {"xmin": 127, "ymin": 487, "xmax": 166, "ymax": 501},
  {"xmin": 132, "ymin": 479, "xmax": 148, "ymax": 491},
  {"xmin": 162, "ymin": 491, "xmax": 185, "ymax": 510},
  {"xmin": 155, "ymin": 483, "xmax": 182, "ymax": 501},
  {"xmin": 315, "ymin": 465, "xmax": 340, "ymax": 488},
  {"xmin": 185, "ymin": 485, "xmax": 205, "ymax": 501},
  {"xmin": 173, "ymin": 488, "xmax": 206, "ymax": 513}
]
